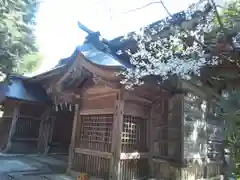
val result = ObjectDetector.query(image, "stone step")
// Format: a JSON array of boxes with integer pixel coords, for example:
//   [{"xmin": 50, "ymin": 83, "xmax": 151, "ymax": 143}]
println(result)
[
  {"xmin": 41, "ymin": 174, "xmax": 75, "ymax": 180},
  {"xmin": 8, "ymin": 173, "xmax": 75, "ymax": 180},
  {"xmin": 9, "ymin": 175, "xmax": 48, "ymax": 180},
  {"xmin": 8, "ymin": 170, "xmax": 52, "ymax": 180},
  {"xmin": 8, "ymin": 170, "xmax": 52, "ymax": 177},
  {"xmin": 0, "ymin": 159, "xmax": 39, "ymax": 173},
  {"xmin": 0, "ymin": 173, "xmax": 11, "ymax": 180},
  {"xmin": 26, "ymin": 156, "xmax": 67, "ymax": 173}
]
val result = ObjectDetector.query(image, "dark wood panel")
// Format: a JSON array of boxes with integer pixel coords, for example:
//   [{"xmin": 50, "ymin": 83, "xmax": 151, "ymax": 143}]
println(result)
[
  {"xmin": 72, "ymin": 153, "xmax": 110, "ymax": 180},
  {"xmin": 14, "ymin": 118, "xmax": 40, "ymax": 138}
]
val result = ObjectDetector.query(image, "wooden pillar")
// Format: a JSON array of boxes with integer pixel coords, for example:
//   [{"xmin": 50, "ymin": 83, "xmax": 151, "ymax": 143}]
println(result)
[
  {"xmin": 67, "ymin": 103, "xmax": 80, "ymax": 172},
  {"xmin": 45, "ymin": 115, "xmax": 55, "ymax": 155},
  {"xmin": 37, "ymin": 109, "xmax": 51, "ymax": 153},
  {"xmin": 148, "ymin": 105, "xmax": 154, "ymax": 177},
  {"xmin": 110, "ymin": 91, "xmax": 124, "ymax": 180},
  {"xmin": 3, "ymin": 102, "xmax": 20, "ymax": 153}
]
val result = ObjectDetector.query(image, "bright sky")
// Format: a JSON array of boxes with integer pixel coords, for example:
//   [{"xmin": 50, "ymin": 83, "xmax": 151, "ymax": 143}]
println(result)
[{"xmin": 35, "ymin": 0, "xmax": 200, "ymax": 74}]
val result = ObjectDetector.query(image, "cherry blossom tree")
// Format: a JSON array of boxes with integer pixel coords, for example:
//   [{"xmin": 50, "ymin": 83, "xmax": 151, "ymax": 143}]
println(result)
[{"xmin": 119, "ymin": 0, "xmax": 240, "ymax": 88}]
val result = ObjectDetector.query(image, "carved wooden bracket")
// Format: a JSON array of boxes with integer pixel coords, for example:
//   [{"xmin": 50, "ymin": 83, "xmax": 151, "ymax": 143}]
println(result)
[
  {"xmin": 92, "ymin": 73, "xmax": 101, "ymax": 84},
  {"xmin": 92, "ymin": 73, "xmax": 120, "ymax": 89}
]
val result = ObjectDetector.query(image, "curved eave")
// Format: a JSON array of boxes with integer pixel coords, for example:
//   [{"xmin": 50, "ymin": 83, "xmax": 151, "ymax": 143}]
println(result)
[
  {"xmin": 27, "ymin": 64, "xmax": 69, "ymax": 82},
  {"xmin": 62, "ymin": 43, "xmax": 127, "ymax": 83},
  {"xmin": 78, "ymin": 51, "xmax": 123, "ymax": 71},
  {"xmin": 75, "ymin": 52, "xmax": 123, "ymax": 83},
  {"xmin": 76, "ymin": 43, "xmax": 125, "ymax": 67},
  {"xmin": 26, "ymin": 52, "xmax": 78, "ymax": 83}
]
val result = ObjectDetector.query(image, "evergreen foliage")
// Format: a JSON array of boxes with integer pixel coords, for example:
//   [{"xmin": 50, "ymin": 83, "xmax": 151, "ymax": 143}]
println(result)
[{"xmin": 0, "ymin": 0, "xmax": 41, "ymax": 75}]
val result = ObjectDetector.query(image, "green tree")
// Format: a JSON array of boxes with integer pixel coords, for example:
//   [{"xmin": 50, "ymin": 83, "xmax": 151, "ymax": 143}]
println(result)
[
  {"xmin": 219, "ymin": 89, "xmax": 240, "ymax": 178},
  {"xmin": 0, "ymin": 0, "xmax": 40, "ymax": 74},
  {"xmin": 16, "ymin": 51, "xmax": 42, "ymax": 75}
]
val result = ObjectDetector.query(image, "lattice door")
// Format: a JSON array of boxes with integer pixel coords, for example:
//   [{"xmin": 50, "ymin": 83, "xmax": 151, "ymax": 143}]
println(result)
[
  {"xmin": 122, "ymin": 115, "xmax": 147, "ymax": 153},
  {"xmin": 77, "ymin": 115, "xmax": 113, "ymax": 152}
]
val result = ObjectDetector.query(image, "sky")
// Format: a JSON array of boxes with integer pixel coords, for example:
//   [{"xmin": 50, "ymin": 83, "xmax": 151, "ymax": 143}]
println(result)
[{"xmin": 35, "ymin": 0, "xmax": 201, "ymax": 74}]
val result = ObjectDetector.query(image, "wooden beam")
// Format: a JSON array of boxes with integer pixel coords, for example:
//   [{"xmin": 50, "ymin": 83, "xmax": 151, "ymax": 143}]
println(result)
[
  {"xmin": 181, "ymin": 80, "xmax": 207, "ymax": 98},
  {"xmin": 92, "ymin": 73, "xmax": 119, "ymax": 88},
  {"xmin": 12, "ymin": 137, "xmax": 38, "ymax": 141},
  {"xmin": 181, "ymin": 80, "xmax": 222, "ymax": 100},
  {"xmin": 152, "ymin": 158, "xmax": 170, "ymax": 163},
  {"xmin": 18, "ymin": 115, "xmax": 41, "ymax": 121},
  {"xmin": 120, "ymin": 152, "xmax": 148, "ymax": 160},
  {"xmin": 83, "ymin": 92, "xmax": 117, "ymax": 101},
  {"xmin": 124, "ymin": 91, "xmax": 152, "ymax": 104},
  {"xmin": 124, "ymin": 102, "xmax": 150, "ymax": 119},
  {"xmin": 56, "ymin": 60, "xmax": 78, "ymax": 88},
  {"xmin": 75, "ymin": 148, "xmax": 112, "ymax": 159},
  {"xmin": 3, "ymin": 102, "xmax": 19, "ymax": 153},
  {"xmin": 80, "ymin": 85, "xmax": 119, "ymax": 96},
  {"xmin": 67, "ymin": 104, "xmax": 80, "ymax": 172},
  {"xmin": 18, "ymin": 100, "xmax": 49, "ymax": 107},
  {"xmin": 110, "ymin": 91, "xmax": 124, "ymax": 180},
  {"xmin": 79, "ymin": 108, "xmax": 114, "ymax": 115}
]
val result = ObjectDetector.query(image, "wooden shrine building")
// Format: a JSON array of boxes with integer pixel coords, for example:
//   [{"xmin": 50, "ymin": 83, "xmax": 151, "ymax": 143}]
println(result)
[{"xmin": 0, "ymin": 16, "xmax": 226, "ymax": 180}]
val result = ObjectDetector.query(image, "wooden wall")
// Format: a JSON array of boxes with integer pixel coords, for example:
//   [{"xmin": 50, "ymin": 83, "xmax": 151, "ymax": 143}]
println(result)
[
  {"xmin": 0, "ymin": 99, "xmax": 47, "ymax": 154},
  {"xmin": 69, "ymin": 83, "xmax": 184, "ymax": 180},
  {"xmin": 11, "ymin": 101, "xmax": 46, "ymax": 153},
  {"xmin": 37, "ymin": 106, "xmax": 75, "ymax": 154},
  {"xmin": 71, "ymin": 91, "xmax": 116, "ymax": 180},
  {"xmin": 151, "ymin": 94, "xmax": 183, "ymax": 180},
  {"xmin": 70, "ymin": 86, "xmax": 151, "ymax": 180},
  {"xmin": 0, "ymin": 100, "xmax": 16, "ymax": 150},
  {"xmin": 67, "ymin": 80, "xmax": 223, "ymax": 180},
  {"xmin": 150, "ymin": 80, "xmax": 223, "ymax": 180}
]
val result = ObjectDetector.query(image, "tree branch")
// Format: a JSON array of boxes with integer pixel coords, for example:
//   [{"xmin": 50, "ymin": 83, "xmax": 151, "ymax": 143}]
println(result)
[
  {"xmin": 160, "ymin": 0, "xmax": 209, "ymax": 50},
  {"xmin": 159, "ymin": 0, "xmax": 232, "ymax": 61},
  {"xmin": 159, "ymin": 0, "xmax": 171, "ymax": 16},
  {"xmin": 124, "ymin": 1, "xmax": 162, "ymax": 14},
  {"xmin": 209, "ymin": 0, "xmax": 227, "ymax": 35}
]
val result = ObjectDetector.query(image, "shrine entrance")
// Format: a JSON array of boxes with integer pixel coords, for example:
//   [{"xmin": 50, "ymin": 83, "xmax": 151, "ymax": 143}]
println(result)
[{"xmin": 47, "ymin": 104, "xmax": 75, "ymax": 155}]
